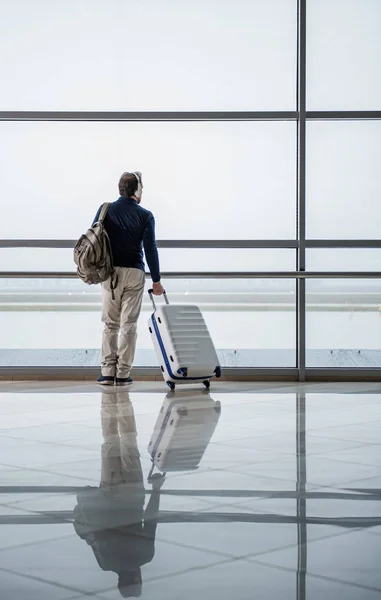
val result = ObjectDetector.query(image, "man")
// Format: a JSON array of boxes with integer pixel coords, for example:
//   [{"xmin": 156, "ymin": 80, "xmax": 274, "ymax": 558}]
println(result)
[{"xmin": 93, "ymin": 172, "xmax": 164, "ymax": 386}]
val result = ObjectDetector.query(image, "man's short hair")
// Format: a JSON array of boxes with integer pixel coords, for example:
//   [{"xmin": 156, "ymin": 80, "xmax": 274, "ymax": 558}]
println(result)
[{"xmin": 118, "ymin": 172, "xmax": 139, "ymax": 197}]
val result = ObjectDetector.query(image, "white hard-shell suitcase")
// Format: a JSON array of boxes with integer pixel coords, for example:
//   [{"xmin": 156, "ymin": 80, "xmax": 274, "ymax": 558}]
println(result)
[
  {"xmin": 147, "ymin": 290, "xmax": 221, "ymax": 391},
  {"xmin": 147, "ymin": 391, "xmax": 221, "ymax": 475}
]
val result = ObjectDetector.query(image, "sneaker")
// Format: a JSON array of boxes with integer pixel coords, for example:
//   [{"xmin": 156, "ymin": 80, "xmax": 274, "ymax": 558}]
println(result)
[
  {"xmin": 116, "ymin": 377, "xmax": 133, "ymax": 386},
  {"xmin": 97, "ymin": 376, "xmax": 115, "ymax": 386}
]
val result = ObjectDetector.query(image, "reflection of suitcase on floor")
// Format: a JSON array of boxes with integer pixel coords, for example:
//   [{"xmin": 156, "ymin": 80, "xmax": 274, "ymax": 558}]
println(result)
[
  {"xmin": 148, "ymin": 392, "xmax": 222, "ymax": 475},
  {"xmin": 147, "ymin": 290, "xmax": 221, "ymax": 391}
]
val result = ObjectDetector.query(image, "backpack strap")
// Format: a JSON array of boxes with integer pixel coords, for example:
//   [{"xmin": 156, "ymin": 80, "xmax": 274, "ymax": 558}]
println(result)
[{"xmin": 98, "ymin": 202, "xmax": 110, "ymax": 224}]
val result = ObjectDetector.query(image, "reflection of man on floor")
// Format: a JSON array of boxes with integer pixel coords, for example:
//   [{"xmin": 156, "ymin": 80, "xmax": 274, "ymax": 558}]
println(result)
[{"xmin": 73, "ymin": 392, "xmax": 164, "ymax": 598}]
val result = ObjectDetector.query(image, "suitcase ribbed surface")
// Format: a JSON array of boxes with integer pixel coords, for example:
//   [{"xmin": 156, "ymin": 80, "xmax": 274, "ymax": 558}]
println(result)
[
  {"xmin": 160, "ymin": 305, "xmax": 217, "ymax": 366},
  {"xmin": 153, "ymin": 404, "xmax": 220, "ymax": 471},
  {"xmin": 148, "ymin": 395, "xmax": 221, "ymax": 472},
  {"xmin": 159, "ymin": 420, "xmax": 211, "ymax": 470}
]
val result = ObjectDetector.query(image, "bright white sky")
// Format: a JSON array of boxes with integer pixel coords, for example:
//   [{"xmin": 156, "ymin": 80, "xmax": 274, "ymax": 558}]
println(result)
[{"xmin": 0, "ymin": 0, "xmax": 380, "ymax": 306}]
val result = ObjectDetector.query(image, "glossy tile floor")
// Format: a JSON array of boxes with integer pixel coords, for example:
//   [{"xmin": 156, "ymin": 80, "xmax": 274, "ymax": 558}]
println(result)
[{"xmin": 0, "ymin": 381, "xmax": 380, "ymax": 599}]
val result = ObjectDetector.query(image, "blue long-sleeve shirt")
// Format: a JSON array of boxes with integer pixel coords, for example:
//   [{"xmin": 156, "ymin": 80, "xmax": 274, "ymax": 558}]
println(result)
[{"xmin": 93, "ymin": 197, "xmax": 161, "ymax": 283}]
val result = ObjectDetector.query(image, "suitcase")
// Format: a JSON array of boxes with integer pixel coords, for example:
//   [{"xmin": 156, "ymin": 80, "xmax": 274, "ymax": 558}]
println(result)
[
  {"xmin": 147, "ymin": 391, "xmax": 222, "ymax": 476},
  {"xmin": 147, "ymin": 290, "xmax": 221, "ymax": 391}
]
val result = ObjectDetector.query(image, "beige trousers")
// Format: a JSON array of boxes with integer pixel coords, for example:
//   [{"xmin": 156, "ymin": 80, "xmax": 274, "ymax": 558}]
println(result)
[
  {"xmin": 100, "ymin": 392, "xmax": 144, "ymax": 490},
  {"xmin": 101, "ymin": 267, "xmax": 145, "ymax": 378}
]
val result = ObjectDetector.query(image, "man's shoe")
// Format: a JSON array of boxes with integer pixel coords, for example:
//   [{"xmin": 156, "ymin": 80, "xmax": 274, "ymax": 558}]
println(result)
[
  {"xmin": 116, "ymin": 377, "xmax": 133, "ymax": 386},
  {"xmin": 97, "ymin": 376, "xmax": 115, "ymax": 386}
]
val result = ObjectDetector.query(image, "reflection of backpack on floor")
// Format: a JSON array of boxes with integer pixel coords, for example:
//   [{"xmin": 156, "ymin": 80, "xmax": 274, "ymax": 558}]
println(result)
[{"xmin": 74, "ymin": 483, "xmax": 162, "ymax": 598}]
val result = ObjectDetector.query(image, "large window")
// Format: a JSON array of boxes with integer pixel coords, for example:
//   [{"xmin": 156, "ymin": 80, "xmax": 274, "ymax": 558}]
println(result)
[
  {"xmin": 307, "ymin": 0, "xmax": 381, "ymax": 110},
  {"xmin": 0, "ymin": 121, "xmax": 296, "ymax": 240},
  {"xmin": 306, "ymin": 121, "xmax": 381, "ymax": 239},
  {"xmin": 0, "ymin": 0, "xmax": 296, "ymax": 111},
  {"xmin": 1, "ymin": 0, "xmax": 380, "ymax": 378}
]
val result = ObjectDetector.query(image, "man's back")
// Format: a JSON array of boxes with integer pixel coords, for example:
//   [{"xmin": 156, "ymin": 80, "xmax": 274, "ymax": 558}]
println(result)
[{"xmin": 94, "ymin": 196, "xmax": 160, "ymax": 283}]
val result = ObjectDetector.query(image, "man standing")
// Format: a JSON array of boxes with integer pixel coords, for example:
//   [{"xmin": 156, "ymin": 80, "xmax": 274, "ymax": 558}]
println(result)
[{"xmin": 94, "ymin": 172, "xmax": 164, "ymax": 386}]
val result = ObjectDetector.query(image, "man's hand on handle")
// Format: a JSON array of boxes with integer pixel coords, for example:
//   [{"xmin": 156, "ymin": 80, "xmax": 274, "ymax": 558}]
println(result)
[{"xmin": 152, "ymin": 281, "xmax": 165, "ymax": 296}]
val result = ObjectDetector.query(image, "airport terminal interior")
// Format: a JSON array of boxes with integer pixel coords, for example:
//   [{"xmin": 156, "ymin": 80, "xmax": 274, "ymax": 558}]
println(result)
[{"xmin": 1, "ymin": 0, "xmax": 380, "ymax": 598}]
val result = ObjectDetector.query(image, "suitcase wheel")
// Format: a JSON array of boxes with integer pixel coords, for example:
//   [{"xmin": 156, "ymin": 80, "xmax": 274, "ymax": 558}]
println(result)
[
  {"xmin": 177, "ymin": 367, "xmax": 188, "ymax": 378},
  {"xmin": 215, "ymin": 366, "xmax": 222, "ymax": 379},
  {"xmin": 166, "ymin": 381, "xmax": 176, "ymax": 391},
  {"xmin": 203, "ymin": 380, "xmax": 211, "ymax": 390}
]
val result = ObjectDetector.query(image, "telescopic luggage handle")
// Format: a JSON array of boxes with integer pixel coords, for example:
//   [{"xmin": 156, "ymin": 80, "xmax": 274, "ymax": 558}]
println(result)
[{"xmin": 148, "ymin": 289, "xmax": 169, "ymax": 310}]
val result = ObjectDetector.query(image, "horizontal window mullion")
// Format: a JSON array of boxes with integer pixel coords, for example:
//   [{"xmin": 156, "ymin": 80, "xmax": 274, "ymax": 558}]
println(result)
[
  {"xmin": 0, "ymin": 239, "xmax": 299, "ymax": 249},
  {"xmin": 0, "ymin": 111, "xmax": 298, "ymax": 122},
  {"xmin": 307, "ymin": 111, "xmax": 381, "ymax": 120},
  {"xmin": 306, "ymin": 240, "xmax": 381, "ymax": 248},
  {"xmin": 1, "ymin": 271, "xmax": 381, "ymax": 279}
]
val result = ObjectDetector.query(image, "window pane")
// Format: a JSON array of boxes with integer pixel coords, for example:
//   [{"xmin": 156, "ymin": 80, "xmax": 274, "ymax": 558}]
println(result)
[
  {"xmin": 0, "ymin": 249, "xmax": 74, "ymax": 272},
  {"xmin": 0, "ymin": 278, "xmax": 296, "ymax": 367},
  {"xmin": 307, "ymin": 249, "xmax": 381, "ymax": 271},
  {"xmin": 0, "ymin": 121, "xmax": 296, "ymax": 240},
  {"xmin": 307, "ymin": 0, "xmax": 381, "ymax": 110},
  {"xmin": 306, "ymin": 121, "xmax": 381, "ymax": 239},
  {"xmin": 0, "ymin": 248, "xmax": 295, "ymax": 273},
  {"xmin": 306, "ymin": 279, "xmax": 381, "ymax": 367},
  {"xmin": 0, "ymin": 0, "xmax": 296, "ymax": 111}
]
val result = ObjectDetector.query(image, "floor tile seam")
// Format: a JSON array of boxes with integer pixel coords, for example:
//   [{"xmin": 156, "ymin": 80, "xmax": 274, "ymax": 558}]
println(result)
[
  {"xmin": 0, "ymin": 405, "xmax": 111, "ymax": 416},
  {"xmin": 72, "ymin": 554, "xmax": 243, "ymax": 597},
  {"xmin": 306, "ymin": 419, "xmax": 381, "ymax": 433},
  {"xmin": 305, "ymin": 440, "xmax": 376, "ymax": 453},
  {"xmin": 4, "ymin": 492, "xmax": 80, "ymax": 508},
  {"xmin": 309, "ymin": 430, "xmax": 381, "ymax": 441},
  {"xmin": 130, "ymin": 555, "xmax": 243, "ymax": 586},
  {"xmin": 364, "ymin": 529, "xmax": 381, "ymax": 537},
  {"xmin": 65, "ymin": 595, "xmax": 108, "ymax": 600},
  {"xmin": 0, "ymin": 500, "xmax": 65, "ymax": 512},
  {"xmin": 250, "ymin": 557, "xmax": 381, "ymax": 594},
  {"xmin": 208, "ymin": 443, "xmax": 373, "ymax": 463},
  {"xmin": 1, "ymin": 487, "xmax": 240, "ymax": 506},
  {"xmin": 301, "ymin": 447, "xmax": 381, "ymax": 461},
  {"xmin": 154, "ymin": 533, "xmax": 237, "ymax": 560},
  {"xmin": 240, "ymin": 526, "xmax": 363, "ymax": 562},
  {"xmin": 313, "ymin": 455, "xmax": 381, "ymax": 470},
  {"xmin": 0, "ymin": 441, "xmax": 100, "ymax": 457},
  {"xmin": 158, "ymin": 479, "xmax": 323, "ymax": 497},
  {"xmin": 201, "ymin": 455, "xmax": 294, "ymax": 469},
  {"xmin": 0, "ymin": 421, "xmax": 102, "ymax": 434},
  {"xmin": 341, "ymin": 477, "xmax": 381, "ymax": 490},
  {"xmin": 211, "ymin": 436, "xmax": 371, "ymax": 452},
  {"xmin": 155, "ymin": 517, "xmax": 363, "ymax": 559},
  {"xmin": 0, "ymin": 531, "xmax": 76, "ymax": 553},
  {"xmin": 218, "ymin": 464, "xmax": 306, "ymax": 485},
  {"xmin": 222, "ymin": 462, "xmax": 381, "ymax": 487},
  {"xmin": 0, "ymin": 565, "xmax": 92, "ymax": 596},
  {"xmin": 0, "ymin": 461, "xmax": 99, "ymax": 484},
  {"xmin": 0, "ymin": 432, "xmax": 99, "ymax": 446},
  {"xmin": 40, "ymin": 462, "xmax": 210, "ymax": 479}
]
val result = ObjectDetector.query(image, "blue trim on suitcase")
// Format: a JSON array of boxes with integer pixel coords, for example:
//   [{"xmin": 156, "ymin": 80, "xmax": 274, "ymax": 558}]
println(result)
[{"xmin": 151, "ymin": 313, "xmax": 213, "ymax": 381}]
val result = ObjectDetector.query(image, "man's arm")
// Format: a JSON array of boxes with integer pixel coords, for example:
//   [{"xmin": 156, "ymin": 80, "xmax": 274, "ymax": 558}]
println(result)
[
  {"xmin": 142, "ymin": 213, "xmax": 163, "ymax": 291},
  {"xmin": 142, "ymin": 477, "xmax": 163, "ymax": 546}
]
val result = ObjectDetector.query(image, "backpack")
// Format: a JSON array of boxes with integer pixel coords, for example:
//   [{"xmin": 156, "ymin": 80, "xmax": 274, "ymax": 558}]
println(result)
[{"xmin": 74, "ymin": 203, "xmax": 118, "ymax": 298}]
